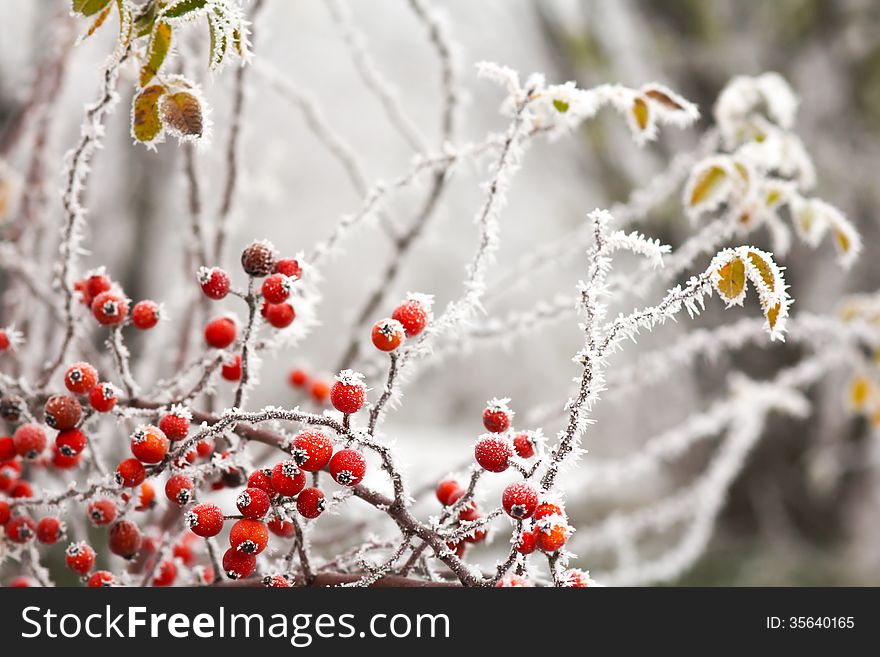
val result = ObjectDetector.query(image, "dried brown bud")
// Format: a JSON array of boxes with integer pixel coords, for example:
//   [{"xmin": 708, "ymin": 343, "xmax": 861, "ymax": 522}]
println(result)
[{"xmin": 241, "ymin": 240, "xmax": 278, "ymax": 277}]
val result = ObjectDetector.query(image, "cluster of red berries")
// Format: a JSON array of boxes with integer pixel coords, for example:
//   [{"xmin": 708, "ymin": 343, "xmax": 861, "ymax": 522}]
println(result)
[
  {"xmin": 288, "ymin": 367, "xmax": 332, "ymax": 406},
  {"xmin": 74, "ymin": 268, "xmax": 161, "ymax": 330},
  {"xmin": 435, "ymin": 479, "xmax": 489, "ymax": 557},
  {"xmin": 370, "ymin": 294, "xmax": 432, "ymax": 353}
]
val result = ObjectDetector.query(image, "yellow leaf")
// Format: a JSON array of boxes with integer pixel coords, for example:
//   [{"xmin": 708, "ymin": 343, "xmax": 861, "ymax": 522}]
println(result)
[
  {"xmin": 833, "ymin": 227, "xmax": 850, "ymax": 254},
  {"xmin": 689, "ymin": 165, "xmax": 727, "ymax": 208},
  {"xmin": 139, "ymin": 22, "xmax": 172, "ymax": 87},
  {"xmin": 83, "ymin": 3, "xmax": 113, "ymax": 38},
  {"xmin": 131, "ymin": 85, "xmax": 165, "ymax": 143},
  {"xmin": 766, "ymin": 302, "xmax": 780, "ymax": 330},
  {"xmin": 632, "ymin": 97, "xmax": 649, "ymax": 131},
  {"xmin": 747, "ymin": 251, "xmax": 776, "ymax": 292},
  {"xmin": 849, "ymin": 376, "xmax": 871, "ymax": 411},
  {"xmin": 716, "ymin": 257, "xmax": 745, "ymax": 301},
  {"xmin": 161, "ymin": 91, "xmax": 203, "ymax": 138}
]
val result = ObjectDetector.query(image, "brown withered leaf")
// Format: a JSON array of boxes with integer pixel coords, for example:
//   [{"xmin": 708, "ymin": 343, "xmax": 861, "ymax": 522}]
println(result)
[
  {"xmin": 643, "ymin": 87, "xmax": 686, "ymax": 111},
  {"xmin": 161, "ymin": 91, "xmax": 203, "ymax": 138}
]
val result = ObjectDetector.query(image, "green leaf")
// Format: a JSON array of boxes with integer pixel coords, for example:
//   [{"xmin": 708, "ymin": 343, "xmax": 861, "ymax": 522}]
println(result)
[
  {"xmin": 139, "ymin": 22, "xmax": 172, "ymax": 87},
  {"xmin": 552, "ymin": 99, "xmax": 569, "ymax": 113},
  {"xmin": 134, "ymin": 0, "xmax": 158, "ymax": 37},
  {"xmin": 131, "ymin": 85, "xmax": 165, "ymax": 143},
  {"xmin": 207, "ymin": 13, "xmax": 227, "ymax": 70},
  {"xmin": 163, "ymin": 0, "xmax": 209, "ymax": 19},
  {"xmin": 72, "ymin": 0, "xmax": 112, "ymax": 17}
]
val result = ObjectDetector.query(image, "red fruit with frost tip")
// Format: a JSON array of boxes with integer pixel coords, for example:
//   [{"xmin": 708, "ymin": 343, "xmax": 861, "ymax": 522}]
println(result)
[
  {"xmin": 270, "ymin": 460, "xmax": 306, "ymax": 497},
  {"xmin": 36, "ymin": 516, "xmax": 65, "ymax": 544},
  {"xmin": 51, "ymin": 445, "xmax": 81, "ymax": 469},
  {"xmin": 230, "ymin": 519, "xmax": 269, "ymax": 554},
  {"xmin": 517, "ymin": 530, "xmax": 537, "ymax": 555},
  {"xmin": 221, "ymin": 354, "xmax": 242, "ymax": 381},
  {"xmin": 88, "ymin": 381, "xmax": 118, "ymax": 412},
  {"xmin": 56, "ymin": 428, "xmax": 87, "ymax": 457},
  {"xmin": 204, "ymin": 316, "xmax": 237, "ymax": 348},
  {"xmin": 474, "ymin": 434, "xmax": 513, "ymax": 473},
  {"xmin": 268, "ymin": 515, "xmax": 295, "ymax": 538},
  {"xmin": 91, "ymin": 291, "xmax": 129, "ymax": 325},
  {"xmin": 115, "ymin": 458, "xmax": 146, "ymax": 487},
  {"xmin": 186, "ymin": 503, "xmax": 224, "ymax": 537},
  {"xmin": 391, "ymin": 295, "xmax": 432, "ymax": 337},
  {"xmin": 436, "ymin": 479, "xmax": 462, "ymax": 506},
  {"xmin": 198, "ymin": 266, "xmax": 231, "ymax": 300},
  {"xmin": 87, "ymin": 571, "xmax": 116, "ymax": 587},
  {"xmin": 6, "ymin": 516, "xmax": 35, "ymax": 543},
  {"xmin": 263, "ymin": 575, "xmax": 292, "ymax": 587},
  {"xmin": 261, "ymin": 273, "xmax": 293, "ymax": 304},
  {"xmin": 236, "ymin": 487, "xmax": 271, "ymax": 520},
  {"xmin": 64, "ymin": 362, "xmax": 98, "ymax": 394},
  {"xmin": 159, "ymin": 407, "xmax": 190, "ymax": 441},
  {"xmin": 330, "ymin": 370, "xmax": 366, "ymax": 414},
  {"xmin": 222, "ymin": 548, "xmax": 256, "ymax": 580},
  {"xmin": 247, "ymin": 468, "xmax": 275, "ymax": 496},
  {"xmin": 371, "ymin": 318, "xmax": 405, "ymax": 352},
  {"xmin": 131, "ymin": 300, "xmax": 160, "ymax": 329},
  {"xmin": 329, "ymin": 449, "xmax": 367, "ymax": 487},
  {"xmin": 288, "ymin": 368, "xmax": 309, "ymax": 388},
  {"xmin": 196, "ymin": 437, "xmax": 215, "ymax": 459},
  {"xmin": 165, "ymin": 474, "xmax": 195, "ymax": 506},
  {"xmin": 482, "ymin": 399, "xmax": 513, "ymax": 433},
  {"xmin": 502, "ymin": 482, "xmax": 539, "ymax": 519},
  {"xmin": 13, "ymin": 424, "xmax": 46, "ymax": 460},
  {"xmin": 152, "ymin": 560, "xmax": 177, "ymax": 586},
  {"xmin": 535, "ymin": 520, "xmax": 570, "ymax": 553},
  {"xmin": 130, "ymin": 424, "xmax": 168, "ymax": 464},
  {"xmin": 65, "ymin": 542, "xmax": 96, "ymax": 575},
  {"xmin": 289, "ymin": 430, "xmax": 333, "ymax": 472},
  {"xmin": 263, "ymin": 302, "xmax": 295, "ymax": 328},
  {"xmin": 562, "ymin": 569, "xmax": 593, "ymax": 587},
  {"xmin": 533, "ymin": 502, "xmax": 565, "ymax": 522},
  {"xmin": 88, "ymin": 498, "xmax": 118, "ymax": 526},
  {"xmin": 44, "ymin": 394, "xmax": 82, "ymax": 430},
  {"xmin": 513, "ymin": 432, "xmax": 536, "ymax": 458},
  {"xmin": 296, "ymin": 487, "xmax": 326, "ymax": 519},
  {"xmin": 84, "ymin": 271, "xmax": 112, "ymax": 304},
  {"xmin": 274, "ymin": 258, "xmax": 301, "ymax": 279},
  {"xmin": 108, "ymin": 520, "xmax": 142, "ymax": 559}
]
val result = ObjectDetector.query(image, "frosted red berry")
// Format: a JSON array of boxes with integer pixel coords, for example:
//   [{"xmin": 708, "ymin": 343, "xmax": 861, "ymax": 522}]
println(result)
[
  {"xmin": 502, "ymin": 482, "xmax": 539, "ymax": 519},
  {"xmin": 44, "ymin": 394, "xmax": 82, "ymax": 430},
  {"xmin": 133, "ymin": 481, "xmax": 156, "ymax": 511},
  {"xmin": 236, "ymin": 487, "xmax": 271, "ymax": 519},
  {"xmin": 36, "ymin": 516, "xmax": 65, "ymax": 544},
  {"xmin": 52, "ymin": 445, "xmax": 81, "ymax": 469},
  {"xmin": 196, "ymin": 437, "xmax": 215, "ymax": 458},
  {"xmin": 6, "ymin": 516, "xmax": 35, "ymax": 543},
  {"xmin": 436, "ymin": 479, "xmax": 462, "ymax": 506},
  {"xmin": 89, "ymin": 382, "xmax": 118, "ymax": 412},
  {"xmin": 536, "ymin": 521, "xmax": 570, "ymax": 552},
  {"xmin": 198, "ymin": 266, "xmax": 231, "ymax": 300},
  {"xmin": 10, "ymin": 480, "xmax": 33, "ymax": 498},
  {"xmin": 263, "ymin": 574, "xmax": 291, "ymax": 587},
  {"xmin": 474, "ymin": 434, "xmax": 513, "ymax": 473},
  {"xmin": 204, "ymin": 316, "xmax": 237, "ymax": 348},
  {"xmin": 131, "ymin": 300, "xmax": 160, "ymax": 329},
  {"xmin": 88, "ymin": 498, "xmax": 118, "ymax": 526},
  {"xmin": 482, "ymin": 399, "xmax": 513, "ymax": 433},
  {"xmin": 268, "ymin": 515, "xmax": 296, "ymax": 538},
  {"xmin": 264, "ymin": 302, "xmax": 295, "ymax": 328},
  {"xmin": 496, "ymin": 574, "xmax": 533, "ymax": 587},
  {"xmin": 296, "ymin": 487, "xmax": 326, "ymax": 519},
  {"xmin": 517, "ymin": 530, "xmax": 537, "ymax": 555},
  {"xmin": 221, "ymin": 354, "xmax": 242, "ymax": 381},
  {"xmin": 115, "ymin": 458, "xmax": 146, "ymax": 487},
  {"xmin": 241, "ymin": 240, "xmax": 278, "ymax": 277},
  {"xmin": 513, "ymin": 432, "xmax": 536, "ymax": 458},
  {"xmin": 13, "ymin": 423, "xmax": 47, "ymax": 460},
  {"xmin": 56, "ymin": 428, "xmax": 87, "ymax": 456},
  {"xmin": 261, "ymin": 273, "xmax": 292, "ymax": 304},
  {"xmin": 87, "ymin": 571, "xmax": 116, "ymax": 587},
  {"xmin": 108, "ymin": 520, "xmax": 142, "ymax": 559},
  {"xmin": 81, "ymin": 271, "xmax": 112, "ymax": 306},
  {"xmin": 290, "ymin": 430, "xmax": 333, "ymax": 472},
  {"xmin": 270, "ymin": 459, "xmax": 306, "ymax": 496},
  {"xmin": 65, "ymin": 542, "xmax": 96, "ymax": 576},
  {"xmin": 152, "ymin": 560, "xmax": 177, "ymax": 587},
  {"xmin": 371, "ymin": 318, "xmax": 405, "ymax": 352},
  {"xmin": 130, "ymin": 424, "xmax": 168, "ymax": 464},
  {"xmin": 391, "ymin": 295, "xmax": 431, "ymax": 337},
  {"xmin": 187, "ymin": 504, "xmax": 225, "ymax": 538},
  {"xmin": 222, "ymin": 547, "xmax": 256, "ymax": 580},
  {"xmin": 247, "ymin": 468, "xmax": 275, "ymax": 496},
  {"xmin": 165, "ymin": 473, "xmax": 195, "ymax": 506},
  {"xmin": 159, "ymin": 407, "xmax": 190, "ymax": 441},
  {"xmin": 274, "ymin": 258, "xmax": 301, "ymax": 279},
  {"xmin": 64, "ymin": 362, "xmax": 98, "ymax": 394},
  {"xmin": 329, "ymin": 449, "xmax": 367, "ymax": 487},
  {"xmin": 230, "ymin": 519, "xmax": 269, "ymax": 555},
  {"xmin": 91, "ymin": 291, "xmax": 129, "ymax": 325},
  {"xmin": 330, "ymin": 370, "xmax": 366, "ymax": 414},
  {"xmin": 533, "ymin": 502, "xmax": 564, "ymax": 521}
]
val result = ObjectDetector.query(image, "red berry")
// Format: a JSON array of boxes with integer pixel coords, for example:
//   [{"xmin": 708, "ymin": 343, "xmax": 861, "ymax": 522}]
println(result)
[
  {"xmin": 270, "ymin": 460, "xmax": 306, "ymax": 497},
  {"xmin": 296, "ymin": 487, "xmax": 326, "ymax": 519},
  {"xmin": 535, "ymin": 521, "xmax": 570, "ymax": 553},
  {"xmin": 222, "ymin": 547, "xmax": 256, "ymax": 580},
  {"xmin": 13, "ymin": 423, "xmax": 47, "ymax": 460},
  {"xmin": 64, "ymin": 362, "xmax": 98, "ymax": 394},
  {"xmin": 133, "ymin": 481, "xmax": 156, "ymax": 511},
  {"xmin": 310, "ymin": 379, "xmax": 330, "ymax": 404},
  {"xmin": 0, "ymin": 330, "xmax": 9, "ymax": 352},
  {"xmin": 115, "ymin": 458, "xmax": 146, "ymax": 487},
  {"xmin": 159, "ymin": 406, "xmax": 191, "ymax": 440},
  {"xmin": 65, "ymin": 542, "xmax": 96, "ymax": 575},
  {"xmin": 561, "ymin": 569, "xmax": 593, "ymax": 587},
  {"xmin": 88, "ymin": 498, "xmax": 118, "ymax": 526},
  {"xmin": 517, "ymin": 530, "xmax": 537, "ymax": 555},
  {"xmin": 0, "ymin": 500, "xmax": 9, "ymax": 525},
  {"xmin": 436, "ymin": 479, "xmax": 462, "ymax": 506},
  {"xmin": 289, "ymin": 430, "xmax": 333, "ymax": 472},
  {"xmin": 263, "ymin": 574, "xmax": 292, "ymax": 587},
  {"xmin": 501, "ymin": 482, "xmax": 539, "ymax": 519},
  {"xmin": 288, "ymin": 368, "xmax": 309, "ymax": 388},
  {"xmin": 533, "ymin": 502, "xmax": 564, "ymax": 521},
  {"xmin": 109, "ymin": 520, "xmax": 142, "ymax": 559},
  {"xmin": 131, "ymin": 300, "xmax": 160, "ymax": 329},
  {"xmin": 241, "ymin": 240, "xmax": 278, "ymax": 277},
  {"xmin": 196, "ymin": 437, "xmax": 215, "ymax": 458},
  {"xmin": 130, "ymin": 424, "xmax": 168, "ymax": 464},
  {"xmin": 152, "ymin": 560, "xmax": 177, "ymax": 586},
  {"xmin": 268, "ymin": 515, "xmax": 295, "ymax": 538},
  {"xmin": 474, "ymin": 434, "xmax": 513, "ymax": 473},
  {"xmin": 261, "ymin": 273, "xmax": 293, "ymax": 304},
  {"xmin": 247, "ymin": 468, "xmax": 275, "ymax": 496},
  {"xmin": 198, "ymin": 266, "xmax": 231, "ymax": 300},
  {"xmin": 236, "ymin": 487, "xmax": 271, "ymax": 519},
  {"xmin": 329, "ymin": 449, "xmax": 366, "ymax": 487},
  {"xmin": 391, "ymin": 295, "xmax": 432, "ymax": 337},
  {"xmin": 10, "ymin": 480, "xmax": 33, "ymax": 498},
  {"xmin": 165, "ymin": 474, "xmax": 195, "ymax": 506},
  {"xmin": 186, "ymin": 503, "xmax": 224, "ymax": 537},
  {"xmin": 55, "ymin": 428, "xmax": 87, "ymax": 457},
  {"xmin": 221, "ymin": 354, "xmax": 242, "ymax": 381},
  {"xmin": 91, "ymin": 291, "xmax": 129, "ymax": 325},
  {"xmin": 83, "ymin": 271, "xmax": 112, "ymax": 305},
  {"xmin": 371, "ymin": 318, "xmax": 405, "ymax": 352},
  {"xmin": 89, "ymin": 382, "xmax": 118, "ymax": 412},
  {"xmin": 274, "ymin": 258, "xmax": 301, "ymax": 279},
  {"xmin": 0, "ymin": 460, "xmax": 21, "ymax": 491},
  {"xmin": 482, "ymin": 398, "xmax": 513, "ymax": 433},
  {"xmin": 51, "ymin": 445, "xmax": 81, "ymax": 469},
  {"xmin": 44, "ymin": 394, "xmax": 82, "ymax": 430},
  {"xmin": 193, "ymin": 565, "xmax": 215, "ymax": 585},
  {"xmin": 36, "ymin": 516, "xmax": 65, "ymax": 544},
  {"xmin": 229, "ymin": 519, "xmax": 269, "ymax": 554},
  {"xmin": 0, "ymin": 435, "xmax": 15, "ymax": 461},
  {"xmin": 87, "ymin": 571, "xmax": 116, "ymax": 587},
  {"xmin": 6, "ymin": 516, "xmax": 35, "ymax": 543},
  {"xmin": 173, "ymin": 535, "xmax": 198, "ymax": 566},
  {"xmin": 330, "ymin": 370, "xmax": 366, "ymax": 414},
  {"xmin": 513, "ymin": 432, "xmax": 536, "ymax": 458},
  {"xmin": 496, "ymin": 574, "xmax": 533, "ymax": 587},
  {"xmin": 263, "ymin": 302, "xmax": 295, "ymax": 328},
  {"xmin": 204, "ymin": 316, "xmax": 237, "ymax": 348}
]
